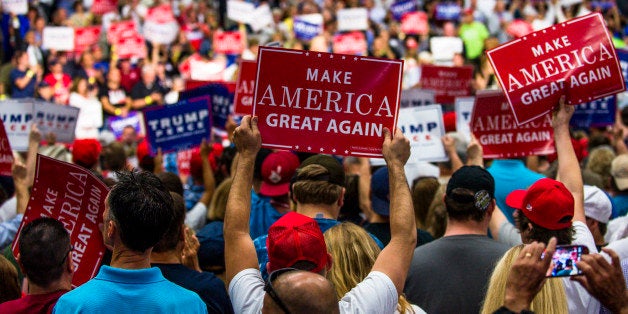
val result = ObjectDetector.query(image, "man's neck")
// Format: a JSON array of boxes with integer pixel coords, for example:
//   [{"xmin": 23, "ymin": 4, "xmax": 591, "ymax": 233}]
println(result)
[
  {"xmin": 297, "ymin": 203, "xmax": 338, "ymax": 220},
  {"xmin": 150, "ymin": 249, "xmax": 182, "ymax": 265},
  {"xmin": 110, "ymin": 246, "xmax": 153, "ymax": 269},
  {"xmin": 28, "ymin": 277, "xmax": 71, "ymax": 295},
  {"xmin": 443, "ymin": 219, "xmax": 488, "ymax": 237}
]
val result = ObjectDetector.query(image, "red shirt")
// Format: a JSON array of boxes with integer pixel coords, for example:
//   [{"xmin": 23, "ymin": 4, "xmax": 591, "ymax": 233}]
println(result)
[
  {"xmin": 120, "ymin": 68, "xmax": 141, "ymax": 93},
  {"xmin": 43, "ymin": 74, "xmax": 72, "ymax": 105},
  {"xmin": 0, "ymin": 289, "xmax": 68, "ymax": 314}
]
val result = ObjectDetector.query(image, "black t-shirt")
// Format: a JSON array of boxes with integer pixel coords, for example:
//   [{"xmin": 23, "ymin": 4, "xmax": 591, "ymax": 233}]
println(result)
[
  {"xmin": 151, "ymin": 263, "xmax": 233, "ymax": 314},
  {"xmin": 99, "ymin": 83, "xmax": 128, "ymax": 107},
  {"xmin": 130, "ymin": 80, "xmax": 166, "ymax": 100}
]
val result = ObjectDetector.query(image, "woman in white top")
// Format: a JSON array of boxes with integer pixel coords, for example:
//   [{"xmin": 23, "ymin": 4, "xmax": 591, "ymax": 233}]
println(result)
[{"xmin": 69, "ymin": 77, "xmax": 103, "ymax": 139}]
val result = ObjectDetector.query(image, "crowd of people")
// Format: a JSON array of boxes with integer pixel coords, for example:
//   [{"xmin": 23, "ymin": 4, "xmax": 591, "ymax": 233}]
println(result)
[{"xmin": 1, "ymin": 0, "xmax": 628, "ymax": 313}]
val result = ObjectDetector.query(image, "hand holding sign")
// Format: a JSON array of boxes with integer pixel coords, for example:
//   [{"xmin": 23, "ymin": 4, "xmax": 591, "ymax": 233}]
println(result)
[
  {"xmin": 383, "ymin": 127, "xmax": 410, "ymax": 167},
  {"xmin": 233, "ymin": 115, "xmax": 261, "ymax": 158}
]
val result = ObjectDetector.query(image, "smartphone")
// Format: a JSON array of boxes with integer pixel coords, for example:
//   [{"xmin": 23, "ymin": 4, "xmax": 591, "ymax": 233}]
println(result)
[{"xmin": 547, "ymin": 245, "xmax": 589, "ymax": 277}]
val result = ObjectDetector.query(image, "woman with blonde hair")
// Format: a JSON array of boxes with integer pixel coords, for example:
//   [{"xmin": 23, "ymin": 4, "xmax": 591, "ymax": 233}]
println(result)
[
  {"xmin": 481, "ymin": 245, "xmax": 568, "ymax": 314},
  {"xmin": 324, "ymin": 222, "xmax": 425, "ymax": 314}
]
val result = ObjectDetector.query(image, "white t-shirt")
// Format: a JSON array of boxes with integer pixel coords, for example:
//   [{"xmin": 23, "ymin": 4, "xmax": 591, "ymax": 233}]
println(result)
[
  {"xmin": 185, "ymin": 202, "xmax": 207, "ymax": 232},
  {"xmin": 228, "ymin": 269, "xmax": 399, "ymax": 313},
  {"xmin": 69, "ymin": 93, "xmax": 103, "ymax": 139}
]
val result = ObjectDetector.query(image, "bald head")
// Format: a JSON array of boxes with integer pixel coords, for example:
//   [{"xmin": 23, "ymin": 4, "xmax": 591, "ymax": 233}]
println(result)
[{"xmin": 263, "ymin": 271, "xmax": 339, "ymax": 314}]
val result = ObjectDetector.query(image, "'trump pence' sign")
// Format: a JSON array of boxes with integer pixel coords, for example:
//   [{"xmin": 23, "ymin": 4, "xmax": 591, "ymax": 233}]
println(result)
[
  {"xmin": 471, "ymin": 91, "xmax": 555, "ymax": 158},
  {"xmin": 253, "ymin": 47, "xmax": 403, "ymax": 157},
  {"xmin": 487, "ymin": 13, "xmax": 625, "ymax": 125},
  {"xmin": 12, "ymin": 155, "xmax": 109, "ymax": 288},
  {"xmin": 398, "ymin": 105, "xmax": 448, "ymax": 162}
]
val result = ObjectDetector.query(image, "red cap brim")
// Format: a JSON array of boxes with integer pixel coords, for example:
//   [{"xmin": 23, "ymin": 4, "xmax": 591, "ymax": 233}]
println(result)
[
  {"xmin": 505, "ymin": 190, "xmax": 527, "ymax": 210},
  {"xmin": 260, "ymin": 182, "xmax": 290, "ymax": 197}
]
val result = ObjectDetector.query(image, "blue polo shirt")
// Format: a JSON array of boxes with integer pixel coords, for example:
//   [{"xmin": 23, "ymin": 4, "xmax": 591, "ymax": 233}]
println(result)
[{"xmin": 53, "ymin": 266, "xmax": 207, "ymax": 313}]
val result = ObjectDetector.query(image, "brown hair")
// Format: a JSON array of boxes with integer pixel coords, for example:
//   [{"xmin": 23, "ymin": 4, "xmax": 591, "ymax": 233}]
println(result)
[{"xmin": 292, "ymin": 164, "xmax": 343, "ymax": 205}]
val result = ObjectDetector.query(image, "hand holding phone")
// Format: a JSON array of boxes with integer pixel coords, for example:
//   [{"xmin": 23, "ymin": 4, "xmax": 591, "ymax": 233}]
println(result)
[{"xmin": 547, "ymin": 245, "xmax": 589, "ymax": 277}]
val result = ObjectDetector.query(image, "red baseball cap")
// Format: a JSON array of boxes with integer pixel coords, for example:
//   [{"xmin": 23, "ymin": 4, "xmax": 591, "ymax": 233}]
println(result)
[
  {"xmin": 266, "ymin": 212, "xmax": 331, "ymax": 273},
  {"xmin": 260, "ymin": 151, "xmax": 300, "ymax": 197},
  {"xmin": 506, "ymin": 178, "xmax": 574, "ymax": 230},
  {"xmin": 72, "ymin": 139, "xmax": 102, "ymax": 169}
]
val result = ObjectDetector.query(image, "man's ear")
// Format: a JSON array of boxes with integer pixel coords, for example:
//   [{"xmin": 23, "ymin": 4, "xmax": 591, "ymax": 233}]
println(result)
[
  {"xmin": 66, "ymin": 251, "xmax": 74, "ymax": 273},
  {"xmin": 16, "ymin": 253, "xmax": 26, "ymax": 274},
  {"xmin": 337, "ymin": 188, "xmax": 346, "ymax": 208}
]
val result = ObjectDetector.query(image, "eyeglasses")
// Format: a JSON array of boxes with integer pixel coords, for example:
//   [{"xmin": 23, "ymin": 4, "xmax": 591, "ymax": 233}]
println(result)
[
  {"xmin": 264, "ymin": 267, "xmax": 298, "ymax": 314},
  {"xmin": 57, "ymin": 245, "xmax": 74, "ymax": 267}
]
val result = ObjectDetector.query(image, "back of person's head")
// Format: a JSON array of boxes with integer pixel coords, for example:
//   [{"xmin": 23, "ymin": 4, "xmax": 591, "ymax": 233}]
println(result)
[
  {"xmin": 102, "ymin": 142, "xmax": 127, "ymax": 171},
  {"xmin": 412, "ymin": 176, "xmax": 441, "ymax": 229},
  {"xmin": 18, "ymin": 218, "xmax": 71, "ymax": 287},
  {"xmin": 266, "ymin": 212, "xmax": 331, "ymax": 274},
  {"xmin": 370, "ymin": 167, "xmax": 391, "ymax": 217},
  {"xmin": 0, "ymin": 255, "xmax": 20, "ymax": 303},
  {"xmin": 208, "ymin": 177, "xmax": 232, "ymax": 221},
  {"xmin": 324, "ymin": 222, "xmax": 379, "ymax": 300},
  {"xmin": 263, "ymin": 269, "xmax": 339, "ymax": 314},
  {"xmin": 507, "ymin": 178, "xmax": 575, "ymax": 244},
  {"xmin": 611, "ymin": 154, "xmax": 628, "ymax": 192},
  {"xmin": 445, "ymin": 166, "xmax": 495, "ymax": 222},
  {"xmin": 586, "ymin": 146, "xmax": 616, "ymax": 188},
  {"xmin": 291, "ymin": 155, "xmax": 345, "ymax": 206},
  {"xmin": 152, "ymin": 192, "xmax": 186, "ymax": 253},
  {"xmin": 72, "ymin": 139, "xmax": 102, "ymax": 170},
  {"xmin": 481, "ymin": 245, "xmax": 567, "ymax": 314},
  {"xmin": 157, "ymin": 172, "xmax": 184, "ymax": 196},
  {"xmin": 583, "ymin": 185, "xmax": 612, "ymax": 234},
  {"xmin": 107, "ymin": 171, "xmax": 174, "ymax": 252}
]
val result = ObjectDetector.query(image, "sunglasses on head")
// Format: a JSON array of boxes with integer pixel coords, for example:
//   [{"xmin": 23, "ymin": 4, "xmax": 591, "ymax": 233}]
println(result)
[{"xmin": 264, "ymin": 267, "xmax": 299, "ymax": 314}]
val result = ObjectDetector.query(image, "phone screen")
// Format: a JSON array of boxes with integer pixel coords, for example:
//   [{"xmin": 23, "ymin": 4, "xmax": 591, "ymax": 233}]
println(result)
[{"xmin": 548, "ymin": 245, "xmax": 588, "ymax": 277}]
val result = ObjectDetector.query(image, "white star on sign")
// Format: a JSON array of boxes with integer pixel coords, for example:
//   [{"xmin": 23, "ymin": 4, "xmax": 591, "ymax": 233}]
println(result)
[
  {"xmin": 317, "ymin": 53, "xmax": 322, "ymax": 57},
  {"xmin": 308, "ymin": 146, "xmax": 312, "ymax": 150},
  {"xmin": 332, "ymin": 149, "xmax": 336, "ymax": 153},
  {"xmin": 342, "ymin": 56, "xmax": 346, "ymax": 59},
  {"xmin": 354, "ymin": 57, "xmax": 358, "ymax": 61},
  {"xmin": 305, "ymin": 52, "xmax": 309, "ymax": 56},
  {"xmin": 295, "ymin": 145, "xmax": 299, "ymax": 149},
  {"xmin": 320, "ymin": 148, "xmax": 324, "ymax": 152},
  {"xmin": 345, "ymin": 150, "xmax": 349, "ymax": 154}
]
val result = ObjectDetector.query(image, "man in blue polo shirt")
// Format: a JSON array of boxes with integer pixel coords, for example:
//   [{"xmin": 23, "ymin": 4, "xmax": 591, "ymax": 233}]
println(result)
[{"xmin": 54, "ymin": 171, "xmax": 206, "ymax": 313}]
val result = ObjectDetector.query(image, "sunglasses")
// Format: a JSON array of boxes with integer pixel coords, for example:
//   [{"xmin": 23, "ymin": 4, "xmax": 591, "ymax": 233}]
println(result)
[{"xmin": 264, "ymin": 267, "xmax": 299, "ymax": 314}]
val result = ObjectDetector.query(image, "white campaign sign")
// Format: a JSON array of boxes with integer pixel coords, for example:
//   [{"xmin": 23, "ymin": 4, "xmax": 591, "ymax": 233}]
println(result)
[
  {"xmin": 2, "ymin": 0, "xmax": 27, "ymax": 14},
  {"xmin": 400, "ymin": 89, "xmax": 436, "ymax": 107},
  {"xmin": 430, "ymin": 36, "xmax": 463, "ymax": 64},
  {"xmin": 143, "ymin": 21, "xmax": 179, "ymax": 44},
  {"xmin": 249, "ymin": 4, "xmax": 273, "ymax": 32},
  {"xmin": 227, "ymin": 0, "xmax": 255, "ymax": 23},
  {"xmin": 398, "ymin": 105, "xmax": 448, "ymax": 162},
  {"xmin": 33, "ymin": 102, "xmax": 80, "ymax": 144},
  {"xmin": 455, "ymin": 97, "xmax": 475, "ymax": 142},
  {"xmin": 0, "ymin": 99, "xmax": 33, "ymax": 151},
  {"xmin": 43, "ymin": 27, "xmax": 75, "ymax": 51},
  {"xmin": 337, "ymin": 8, "xmax": 369, "ymax": 31}
]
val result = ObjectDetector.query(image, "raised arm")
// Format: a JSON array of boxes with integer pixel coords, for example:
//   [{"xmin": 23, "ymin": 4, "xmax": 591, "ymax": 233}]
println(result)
[
  {"xmin": 25, "ymin": 124, "xmax": 41, "ymax": 186},
  {"xmin": 224, "ymin": 116, "xmax": 261, "ymax": 285},
  {"xmin": 372, "ymin": 128, "xmax": 416, "ymax": 294},
  {"xmin": 552, "ymin": 96, "xmax": 584, "ymax": 223},
  {"xmin": 442, "ymin": 135, "xmax": 464, "ymax": 172}
]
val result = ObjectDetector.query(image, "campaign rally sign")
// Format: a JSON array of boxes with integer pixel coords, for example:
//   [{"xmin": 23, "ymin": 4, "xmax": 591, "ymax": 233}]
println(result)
[
  {"xmin": 91, "ymin": 0, "xmax": 117, "ymax": 15},
  {"xmin": 234, "ymin": 60, "xmax": 256, "ymax": 115},
  {"xmin": 435, "ymin": 3, "xmax": 461, "ymax": 20},
  {"xmin": 337, "ymin": 8, "xmax": 369, "ymax": 31},
  {"xmin": 1, "ymin": 0, "xmax": 27, "ymax": 14},
  {"xmin": 248, "ymin": 3, "xmax": 273, "ymax": 32},
  {"xmin": 401, "ymin": 12, "xmax": 428, "ymax": 35},
  {"xmin": 144, "ymin": 4, "xmax": 179, "ymax": 44},
  {"xmin": 12, "ymin": 155, "xmax": 109, "ymax": 288},
  {"xmin": 390, "ymin": 0, "xmax": 417, "ymax": 21},
  {"xmin": 74, "ymin": 26, "xmax": 101, "ymax": 54},
  {"xmin": 420, "ymin": 65, "xmax": 473, "ymax": 104},
  {"xmin": 0, "ymin": 119, "xmax": 13, "ymax": 176},
  {"xmin": 455, "ymin": 96, "xmax": 475, "ymax": 142},
  {"xmin": 143, "ymin": 97, "xmax": 211, "ymax": 154},
  {"xmin": 570, "ymin": 95, "xmax": 616, "ymax": 129},
  {"xmin": 618, "ymin": 49, "xmax": 628, "ymax": 89},
  {"xmin": 107, "ymin": 111, "xmax": 145, "ymax": 139},
  {"xmin": 400, "ymin": 88, "xmax": 435, "ymax": 108},
  {"xmin": 471, "ymin": 91, "xmax": 555, "ymax": 158},
  {"xmin": 180, "ymin": 82, "xmax": 236, "ymax": 130},
  {"xmin": 227, "ymin": 0, "xmax": 255, "ymax": 24},
  {"xmin": 43, "ymin": 27, "xmax": 75, "ymax": 51},
  {"xmin": 0, "ymin": 99, "xmax": 32, "ymax": 151},
  {"xmin": 398, "ymin": 105, "xmax": 448, "ymax": 162},
  {"xmin": 33, "ymin": 102, "xmax": 79, "ymax": 144},
  {"xmin": 213, "ymin": 31, "xmax": 243, "ymax": 55},
  {"xmin": 487, "ymin": 13, "xmax": 625, "ymax": 125},
  {"xmin": 115, "ymin": 34, "xmax": 147, "ymax": 60},
  {"xmin": 253, "ymin": 47, "xmax": 403, "ymax": 157},
  {"xmin": 332, "ymin": 32, "xmax": 367, "ymax": 55},
  {"xmin": 107, "ymin": 20, "xmax": 136, "ymax": 44},
  {"xmin": 506, "ymin": 20, "xmax": 534, "ymax": 38},
  {"xmin": 189, "ymin": 57, "xmax": 227, "ymax": 81},
  {"xmin": 430, "ymin": 37, "xmax": 463, "ymax": 64},
  {"xmin": 294, "ymin": 14, "xmax": 323, "ymax": 41}
]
